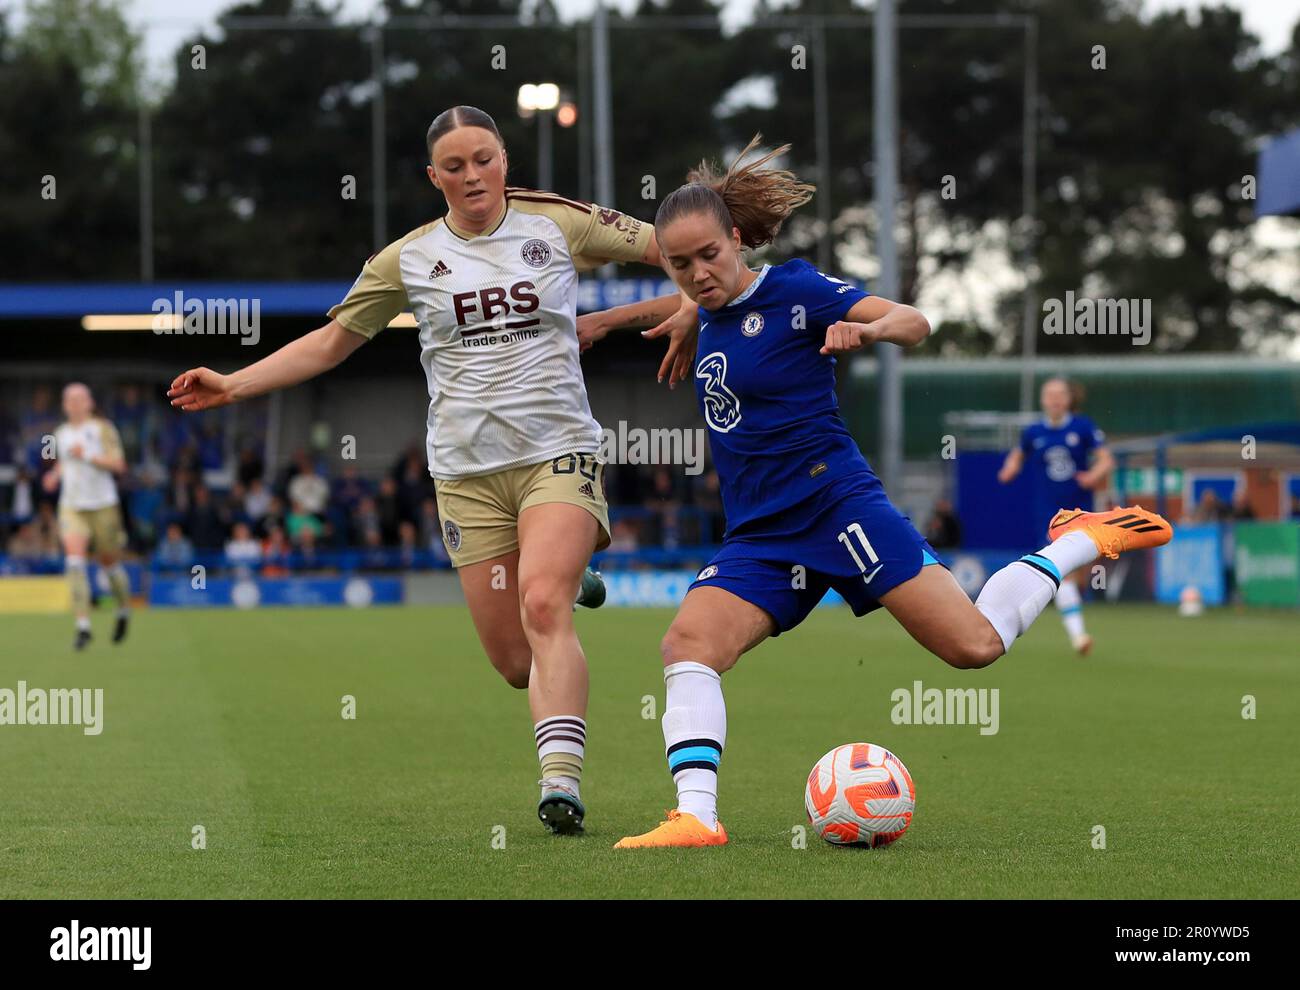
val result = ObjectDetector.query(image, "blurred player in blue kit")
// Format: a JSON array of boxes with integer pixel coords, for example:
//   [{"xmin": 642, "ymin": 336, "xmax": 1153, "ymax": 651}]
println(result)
[{"xmin": 998, "ymin": 378, "xmax": 1116, "ymax": 655}]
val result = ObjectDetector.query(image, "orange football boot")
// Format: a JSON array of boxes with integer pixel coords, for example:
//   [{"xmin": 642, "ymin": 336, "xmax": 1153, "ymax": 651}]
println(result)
[
  {"xmin": 613, "ymin": 810, "xmax": 728, "ymax": 849},
  {"xmin": 1047, "ymin": 505, "xmax": 1173, "ymax": 560}
]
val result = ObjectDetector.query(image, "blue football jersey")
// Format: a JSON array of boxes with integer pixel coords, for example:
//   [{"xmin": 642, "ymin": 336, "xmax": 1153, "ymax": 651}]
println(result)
[
  {"xmin": 1018, "ymin": 414, "xmax": 1106, "ymax": 527},
  {"xmin": 692, "ymin": 258, "xmax": 873, "ymax": 532}
]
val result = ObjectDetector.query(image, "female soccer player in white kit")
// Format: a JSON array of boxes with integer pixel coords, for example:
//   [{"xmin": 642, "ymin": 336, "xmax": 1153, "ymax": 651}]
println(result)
[{"xmin": 169, "ymin": 105, "xmax": 697, "ymax": 834}]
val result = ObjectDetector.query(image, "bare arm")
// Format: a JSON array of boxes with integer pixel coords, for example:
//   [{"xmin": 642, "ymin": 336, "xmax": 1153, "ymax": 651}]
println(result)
[
  {"xmin": 998, "ymin": 447, "xmax": 1024, "ymax": 484},
  {"xmin": 87, "ymin": 450, "xmax": 127, "ymax": 475},
  {"xmin": 168, "ymin": 319, "xmax": 366, "ymax": 411},
  {"xmin": 577, "ymin": 233, "xmax": 699, "ymax": 387},
  {"xmin": 581, "ymin": 292, "xmax": 683, "ymax": 336},
  {"xmin": 819, "ymin": 295, "xmax": 932, "ymax": 355},
  {"xmin": 1077, "ymin": 445, "xmax": 1115, "ymax": 490}
]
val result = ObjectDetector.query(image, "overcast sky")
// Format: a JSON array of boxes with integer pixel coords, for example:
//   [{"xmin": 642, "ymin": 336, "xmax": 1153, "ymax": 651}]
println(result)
[
  {"xmin": 110, "ymin": 0, "xmax": 1297, "ymax": 70},
  {"xmin": 14, "ymin": 0, "xmax": 1295, "ymax": 348}
]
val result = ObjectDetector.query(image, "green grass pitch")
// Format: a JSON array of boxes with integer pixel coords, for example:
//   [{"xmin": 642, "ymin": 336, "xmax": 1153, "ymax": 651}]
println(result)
[{"xmin": 1, "ymin": 603, "xmax": 1297, "ymax": 899}]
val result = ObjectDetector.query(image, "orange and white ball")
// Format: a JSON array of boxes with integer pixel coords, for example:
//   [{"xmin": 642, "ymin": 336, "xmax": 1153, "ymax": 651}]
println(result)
[{"xmin": 805, "ymin": 743, "xmax": 915, "ymax": 847}]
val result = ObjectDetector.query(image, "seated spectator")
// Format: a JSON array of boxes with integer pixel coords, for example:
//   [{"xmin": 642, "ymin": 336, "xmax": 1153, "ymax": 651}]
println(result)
[
  {"xmin": 155, "ymin": 522, "xmax": 195, "ymax": 568},
  {"xmin": 417, "ymin": 497, "xmax": 441, "ymax": 549},
  {"xmin": 244, "ymin": 476, "xmax": 273, "ymax": 523},
  {"xmin": 34, "ymin": 503, "xmax": 60, "ymax": 558},
  {"xmin": 296, "ymin": 526, "xmax": 324, "ymax": 571},
  {"xmin": 360, "ymin": 527, "xmax": 390, "ymax": 570},
  {"xmin": 6, "ymin": 522, "xmax": 45, "ymax": 560},
  {"xmin": 111, "ymin": 383, "xmax": 149, "ymax": 465},
  {"xmin": 286, "ymin": 500, "xmax": 324, "ymax": 542},
  {"xmin": 924, "ymin": 498, "xmax": 962, "ymax": 549},
  {"xmin": 197, "ymin": 420, "xmax": 225, "ymax": 471},
  {"xmin": 167, "ymin": 467, "xmax": 196, "ymax": 517},
  {"xmin": 186, "ymin": 484, "xmax": 228, "ymax": 550},
  {"xmin": 9, "ymin": 466, "xmax": 36, "ymax": 526},
  {"xmin": 224, "ymin": 481, "xmax": 251, "ymax": 526},
  {"xmin": 1189, "ymin": 489, "xmax": 1230, "ymax": 525},
  {"xmin": 1230, "ymin": 490, "xmax": 1256, "ymax": 521},
  {"xmin": 236, "ymin": 447, "xmax": 265, "ymax": 487},
  {"xmin": 607, "ymin": 518, "xmax": 639, "ymax": 553},
  {"xmin": 644, "ymin": 467, "xmax": 681, "ymax": 548},
  {"xmin": 397, "ymin": 520, "xmax": 419, "ymax": 568},
  {"xmin": 691, "ymin": 469, "xmax": 725, "ymax": 544},
  {"xmin": 332, "ymin": 465, "xmax": 372, "ymax": 514},
  {"xmin": 286, "ymin": 452, "xmax": 329, "ymax": 516},
  {"xmin": 225, "ymin": 521, "xmax": 263, "ymax": 570},
  {"xmin": 353, "ymin": 495, "xmax": 382, "ymax": 547},
  {"xmin": 376, "ymin": 476, "xmax": 403, "ymax": 543},
  {"xmin": 261, "ymin": 525, "xmax": 292, "ymax": 577},
  {"xmin": 394, "ymin": 446, "xmax": 434, "ymax": 520}
]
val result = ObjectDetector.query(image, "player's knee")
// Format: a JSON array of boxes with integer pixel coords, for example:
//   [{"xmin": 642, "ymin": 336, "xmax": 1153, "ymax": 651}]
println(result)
[
  {"xmin": 942, "ymin": 630, "xmax": 1003, "ymax": 670},
  {"xmin": 660, "ymin": 626, "xmax": 736, "ymax": 674},
  {"xmin": 519, "ymin": 581, "xmax": 572, "ymax": 639}
]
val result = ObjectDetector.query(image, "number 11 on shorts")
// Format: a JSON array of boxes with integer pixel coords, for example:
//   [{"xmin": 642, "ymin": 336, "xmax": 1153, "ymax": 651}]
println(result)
[{"xmin": 838, "ymin": 522, "xmax": 883, "ymax": 583}]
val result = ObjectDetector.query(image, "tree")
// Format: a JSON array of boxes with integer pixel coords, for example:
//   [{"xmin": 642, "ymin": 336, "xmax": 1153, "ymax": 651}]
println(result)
[{"xmin": 0, "ymin": 0, "xmax": 142, "ymax": 279}]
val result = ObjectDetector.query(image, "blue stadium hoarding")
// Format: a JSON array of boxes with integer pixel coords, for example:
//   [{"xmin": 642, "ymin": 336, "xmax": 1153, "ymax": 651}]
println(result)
[{"xmin": 0, "ymin": 278, "xmax": 685, "ymax": 319}]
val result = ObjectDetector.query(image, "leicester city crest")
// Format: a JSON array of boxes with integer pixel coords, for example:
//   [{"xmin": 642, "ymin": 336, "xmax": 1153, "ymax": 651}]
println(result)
[
  {"xmin": 444, "ymin": 519, "xmax": 463, "ymax": 552},
  {"xmin": 520, "ymin": 238, "xmax": 552, "ymax": 269}
]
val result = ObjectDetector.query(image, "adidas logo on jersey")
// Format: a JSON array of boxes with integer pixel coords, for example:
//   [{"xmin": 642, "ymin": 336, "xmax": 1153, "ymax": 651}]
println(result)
[
  {"xmin": 578, "ymin": 481, "xmax": 595, "ymax": 499},
  {"xmin": 428, "ymin": 260, "xmax": 452, "ymax": 279}
]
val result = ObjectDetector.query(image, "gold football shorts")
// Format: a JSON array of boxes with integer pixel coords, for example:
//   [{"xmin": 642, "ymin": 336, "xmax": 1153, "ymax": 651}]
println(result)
[
  {"xmin": 58, "ymin": 504, "xmax": 127, "ymax": 552},
  {"xmin": 433, "ymin": 452, "xmax": 610, "ymax": 568}
]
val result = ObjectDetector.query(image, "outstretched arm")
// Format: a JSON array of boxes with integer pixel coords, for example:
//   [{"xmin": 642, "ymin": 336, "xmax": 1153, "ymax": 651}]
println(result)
[
  {"xmin": 168, "ymin": 319, "xmax": 365, "ymax": 412},
  {"xmin": 819, "ymin": 295, "xmax": 931, "ymax": 355},
  {"xmin": 1076, "ymin": 445, "xmax": 1115, "ymax": 490},
  {"xmin": 577, "ymin": 228, "xmax": 699, "ymax": 387},
  {"xmin": 998, "ymin": 447, "xmax": 1024, "ymax": 484}
]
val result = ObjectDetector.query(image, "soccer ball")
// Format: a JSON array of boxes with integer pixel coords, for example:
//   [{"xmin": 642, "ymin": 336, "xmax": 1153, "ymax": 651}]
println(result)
[{"xmin": 804, "ymin": 743, "xmax": 915, "ymax": 847}]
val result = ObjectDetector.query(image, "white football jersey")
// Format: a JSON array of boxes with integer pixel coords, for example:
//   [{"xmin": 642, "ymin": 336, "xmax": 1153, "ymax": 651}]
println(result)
[
  {"xmin": 55, "ymin": 418, "xmax": 122, "ymax": 510},
  {"xmin": 329, "ymin": 188, "xmax": 654, "ymax": 480}
]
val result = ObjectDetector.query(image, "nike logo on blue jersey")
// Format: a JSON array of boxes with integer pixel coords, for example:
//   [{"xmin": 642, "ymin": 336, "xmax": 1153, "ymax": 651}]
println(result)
[{"xmin": 863, "ymin": 563, "xmax": 884, "ymax": 584}]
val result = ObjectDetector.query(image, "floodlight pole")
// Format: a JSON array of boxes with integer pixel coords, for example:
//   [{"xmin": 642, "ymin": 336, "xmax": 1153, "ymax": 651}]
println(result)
[
  {"xmin": 369, "ymin": 25, "xmax": 388, "ymax": 251},
  {"xmin": 874, "ymin": 0, "xmax": 902, "ymax": 496},
  {"xmin": 1018, "ymin": 16, "xmax": 1039, "ymax": 412},
  {"xmin": 812, "ymin": 17, "xmax": 832, "ymax": 272},
  {"xmin": 592, "ymin": 2, "xmax": 616, "ymax": 279},
  {"xmin": 138, "ymin": 100, "xmax": 154, "ymax": 282}
]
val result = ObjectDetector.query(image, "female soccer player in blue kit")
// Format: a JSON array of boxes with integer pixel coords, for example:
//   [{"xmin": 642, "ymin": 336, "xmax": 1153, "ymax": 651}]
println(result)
[
  {"xmin": 579, "ymin": 138, "xmax": 1172, "ymax": 847},
  {"xmin": 998, "ymin": 377, "xmax": 1116, "ymax": 655}
]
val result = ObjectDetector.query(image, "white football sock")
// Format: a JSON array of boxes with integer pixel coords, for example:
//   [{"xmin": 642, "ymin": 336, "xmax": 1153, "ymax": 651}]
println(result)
[
  {"xmin": 662, "ymin": 661, "xmax": 725, "ymax": 830},
  {"xmin": 975, "ymin": 531, "xmax": 1099, "ymax": 653},
  {"xmin": 1034, "ymin": 531, "xmax": 1097, "ymax": 578},
  {"xmin": 1055, "ymin": 578, "xmax": 1087, "ymax": 640}
]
